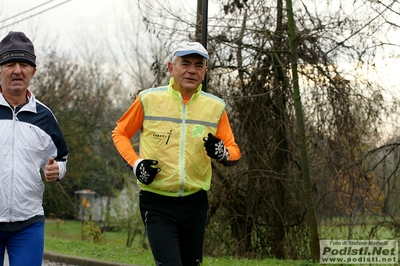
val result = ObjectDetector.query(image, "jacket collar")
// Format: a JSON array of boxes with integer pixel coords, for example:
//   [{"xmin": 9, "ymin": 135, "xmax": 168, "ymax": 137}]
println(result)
[{"xmin": 0, "ymin": 90, "xmax": 37, "ymax": 113}]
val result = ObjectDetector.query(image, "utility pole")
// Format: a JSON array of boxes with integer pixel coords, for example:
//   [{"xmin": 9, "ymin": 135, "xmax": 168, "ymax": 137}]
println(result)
[{"xmin": 196, "ymin": 0, "xmax": 208, "ymax": 91}]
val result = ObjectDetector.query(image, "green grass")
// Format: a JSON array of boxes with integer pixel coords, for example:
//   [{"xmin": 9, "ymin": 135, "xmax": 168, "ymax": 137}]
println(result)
[{"xmin": 44, "ymin": 219, "xmax": 316, "ymax": 266}]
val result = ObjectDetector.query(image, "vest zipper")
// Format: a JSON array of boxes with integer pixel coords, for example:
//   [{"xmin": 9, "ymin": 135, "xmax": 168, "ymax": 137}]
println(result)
[{"xmin": 178, "ymin": 103, "xmax": 187, "ymax": 196}]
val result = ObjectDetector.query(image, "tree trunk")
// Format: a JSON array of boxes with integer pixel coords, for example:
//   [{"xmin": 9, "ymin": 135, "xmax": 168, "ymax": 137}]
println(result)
[{"xmin": 285, "ymin": 0, "xmax": 320, "ymax": 261}]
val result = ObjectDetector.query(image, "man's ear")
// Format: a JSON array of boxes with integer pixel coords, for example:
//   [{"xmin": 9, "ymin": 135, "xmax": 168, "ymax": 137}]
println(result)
[
  {"xmin": 167, "ymin": 61, "xmax": 174, "ymax": 75},
  {"xmin": 31, "ymin": 67, "xmax": 37, "ymax": 77}
]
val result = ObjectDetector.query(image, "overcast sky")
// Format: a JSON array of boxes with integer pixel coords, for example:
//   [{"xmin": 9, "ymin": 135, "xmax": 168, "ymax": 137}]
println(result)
[
  {"xmin": 1, "ymin": 0, "xmax": 399, "ymax": 94},
  {"xmin": 1, "ymin": 0, "xmax": 135, "ymax": 52},
  {"xmin": 0, "ymin": 0, "xmax": 218, "ymax": 50},
  {"xmin": 0, "ymin": 0, "xmax": 221, "ymax": 65}
]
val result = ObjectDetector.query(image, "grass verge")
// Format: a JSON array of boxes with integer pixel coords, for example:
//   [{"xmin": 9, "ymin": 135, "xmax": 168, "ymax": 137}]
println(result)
[{"xmin": 44, "ymin": 219, "xmax": 317, "ymax": 266}]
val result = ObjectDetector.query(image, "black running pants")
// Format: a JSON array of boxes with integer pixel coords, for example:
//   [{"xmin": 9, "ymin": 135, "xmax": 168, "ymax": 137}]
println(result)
[{"xmin": 139, "ymin": 190, "xmax": 208, "ymax": 266}]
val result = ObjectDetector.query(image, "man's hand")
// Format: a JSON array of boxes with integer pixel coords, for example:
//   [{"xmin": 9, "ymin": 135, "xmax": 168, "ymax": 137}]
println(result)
[
  {"xmin": 203, "ymin": 133, "xmax": 228, "ymax": 161},
  {"xmin": 44, "ymin": 158, "xmax": 59, "ymax": 182},
  {"xmin": 134, "ymin": 159, "xmax": 161, "ymax": 185}
]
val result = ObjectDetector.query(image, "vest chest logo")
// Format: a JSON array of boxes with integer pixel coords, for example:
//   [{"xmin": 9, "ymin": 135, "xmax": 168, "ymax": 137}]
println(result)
[
  {"xmin": 192, "ymin": 125, "xmax": 205, "ymax": 138},
  {"xmin": 152, "ymin": 130, "xmax": 173, "ymax": 145}
]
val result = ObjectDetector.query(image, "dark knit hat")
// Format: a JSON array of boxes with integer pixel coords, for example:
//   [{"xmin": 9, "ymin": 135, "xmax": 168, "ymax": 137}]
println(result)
[{"xmin": 0, "ymin": 31, "xmax": 36, "ymax": 67}]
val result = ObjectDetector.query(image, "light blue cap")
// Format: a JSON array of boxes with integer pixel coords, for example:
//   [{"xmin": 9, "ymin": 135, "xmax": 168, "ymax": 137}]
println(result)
[{"xmin": 173, "ymin": 41, "xmax": 209, "ymax": 59}]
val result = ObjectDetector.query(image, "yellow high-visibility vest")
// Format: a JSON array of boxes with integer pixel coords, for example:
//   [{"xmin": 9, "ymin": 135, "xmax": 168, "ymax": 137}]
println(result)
[{"xmin": 138, "ymin": 78, "xmax": 225, "ymax": 197}]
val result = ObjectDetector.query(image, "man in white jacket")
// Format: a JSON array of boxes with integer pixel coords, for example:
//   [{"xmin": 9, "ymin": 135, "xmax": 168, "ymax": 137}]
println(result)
[{"xmin": 0, "ymin": 31, "xmax": 68, "ymax": 266}]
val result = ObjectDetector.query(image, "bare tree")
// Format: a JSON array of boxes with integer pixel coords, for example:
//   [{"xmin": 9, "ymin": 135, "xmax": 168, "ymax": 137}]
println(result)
[{"xmin": 285, "ymin": 0, "xmax": 320, "ymax": 261}]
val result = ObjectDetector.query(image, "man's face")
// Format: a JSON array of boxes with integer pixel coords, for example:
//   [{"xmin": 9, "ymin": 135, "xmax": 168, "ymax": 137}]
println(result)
[
  {"xmin": 168, "ymin": 54, "xmax": 207, "ymax": 93},
  {"xmin": 0, "ymin": 61, "xmax": 36, "ymax": 95}
]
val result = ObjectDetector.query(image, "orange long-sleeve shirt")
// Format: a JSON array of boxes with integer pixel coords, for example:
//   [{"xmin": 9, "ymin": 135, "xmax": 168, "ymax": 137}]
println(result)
[{"xmin": 112, "ymin": 96, "xmax": 241, "ymax": 168}]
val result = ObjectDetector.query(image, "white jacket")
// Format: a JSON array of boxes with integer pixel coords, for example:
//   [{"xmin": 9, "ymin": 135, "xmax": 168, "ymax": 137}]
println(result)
[{"xmin": 0, "ymin": 90, "xmax": 68, "ymax": 222}]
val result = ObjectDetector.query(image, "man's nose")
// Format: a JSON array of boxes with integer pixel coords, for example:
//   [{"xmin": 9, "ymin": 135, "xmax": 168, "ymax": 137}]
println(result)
[
  {"xmin": 13, "ymin": 64, "xmax": 22, "ymax": 74},
  {"xmin": 188, "ymin": 63, "xmax": 197, "ymax": 73}
]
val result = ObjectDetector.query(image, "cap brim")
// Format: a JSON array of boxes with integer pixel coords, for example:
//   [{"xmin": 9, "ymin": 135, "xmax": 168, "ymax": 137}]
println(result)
[
  {"xmin": 0, "ymin": 58, "xmax": 36, "ymax": 67},
  {"xmin": 175, "ymin": 50, "xmax": 209, "ymax": 59}
]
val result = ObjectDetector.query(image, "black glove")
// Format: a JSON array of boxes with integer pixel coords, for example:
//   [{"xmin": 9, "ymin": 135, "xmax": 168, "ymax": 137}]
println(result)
[
  {"xmin": 134, "ymin": 159, "xmax": 161, "ymax": 185},
  {"xmin": 203, "ymin": 133, "xmax": 228, "ymax": 161}
]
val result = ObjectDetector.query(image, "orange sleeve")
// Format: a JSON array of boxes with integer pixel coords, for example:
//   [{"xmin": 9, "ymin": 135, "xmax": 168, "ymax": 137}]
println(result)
[
  {"xmin": 215, "ymin": 110, "xmax": 241, "ymax": 162},
  {"xmin": 111, "ymin": 96, "xmax": 143, "ymax": 167}
]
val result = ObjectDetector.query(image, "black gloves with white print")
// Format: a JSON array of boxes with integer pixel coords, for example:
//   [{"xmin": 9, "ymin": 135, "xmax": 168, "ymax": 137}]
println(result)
[
  {"xmin": 133, "ymin": 159, "xmax": 161, "ymax": 185},
  {"xmin": 203, "ymin": 133, "xmax": 229, "ymax": 162}
]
